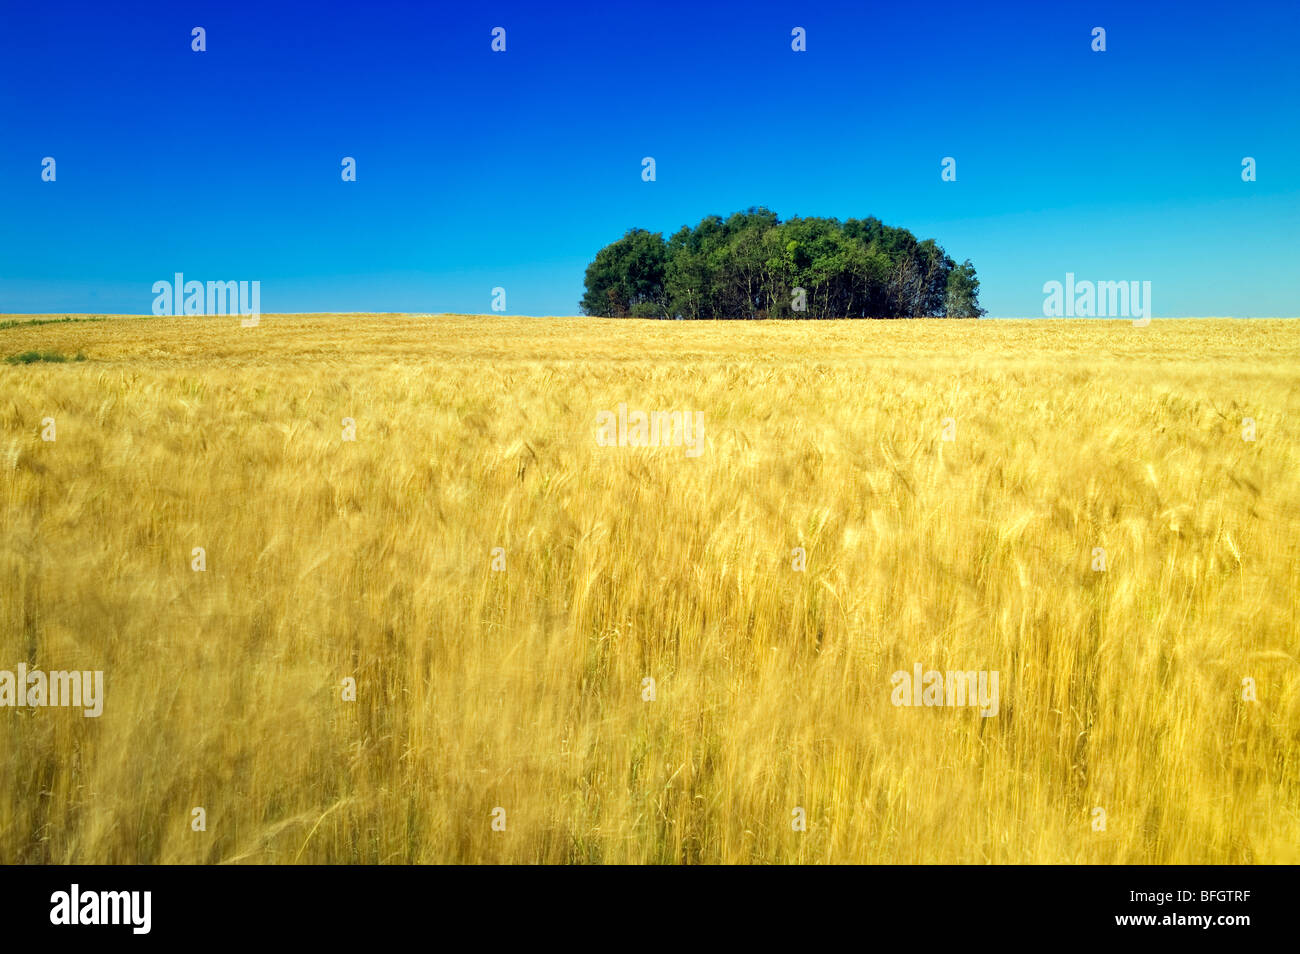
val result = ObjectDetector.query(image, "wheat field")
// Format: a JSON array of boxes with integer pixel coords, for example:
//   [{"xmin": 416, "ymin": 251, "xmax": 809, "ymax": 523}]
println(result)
[{"xmin": 1, "ymin": 314, "xmax": 1297, "ymax": 864}]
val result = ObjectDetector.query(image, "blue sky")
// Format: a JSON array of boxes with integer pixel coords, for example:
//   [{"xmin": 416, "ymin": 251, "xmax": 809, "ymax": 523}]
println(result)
[{"xmin": 1, "ymin": 0, "xmax": 1297, "ymax": 317}]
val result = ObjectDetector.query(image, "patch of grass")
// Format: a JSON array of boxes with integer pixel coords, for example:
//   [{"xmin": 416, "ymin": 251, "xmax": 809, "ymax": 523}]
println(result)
[
  {"xmin": 0, "ymin": 316, "xmax": 108, "ymax": 331},
  {"xmin": 4, "ymin": 349, "xmax": 87, "ymax": 364}
]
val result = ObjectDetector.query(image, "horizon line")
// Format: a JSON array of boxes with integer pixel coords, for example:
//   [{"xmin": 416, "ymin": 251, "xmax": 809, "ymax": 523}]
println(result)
[{"xmin": 3, "ymin": 313, "xmax": 1299, "ymax": 321}]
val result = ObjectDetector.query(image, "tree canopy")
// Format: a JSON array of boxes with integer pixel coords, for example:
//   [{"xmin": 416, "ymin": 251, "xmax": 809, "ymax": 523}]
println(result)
[{"xmin": 580, "ymin": 207, "xmax": 984, "ymax": 319}]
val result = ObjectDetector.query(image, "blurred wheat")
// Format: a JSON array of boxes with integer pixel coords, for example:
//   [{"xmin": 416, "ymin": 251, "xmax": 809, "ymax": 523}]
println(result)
[{"xmin": 1, "ymin": 314, "xmax": 1297, "ymax": 863}]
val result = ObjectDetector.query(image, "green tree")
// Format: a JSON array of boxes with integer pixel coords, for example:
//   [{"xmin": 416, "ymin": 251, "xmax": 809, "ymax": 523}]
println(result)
[
  {"xmin": 579, "ymin": 228, "xmax": 668, "ymax": 318},
  {"xmin": 944, "ymin": 260, "xmax": 985, "ymax": 318},
  {"xmin": 580, "ymin": 211, "xmax": 982, "ymax": 320}
]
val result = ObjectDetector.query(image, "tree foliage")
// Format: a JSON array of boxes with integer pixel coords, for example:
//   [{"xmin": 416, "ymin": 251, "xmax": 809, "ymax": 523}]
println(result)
[{"xmin": 581, "ymin": 208, "xmax": 985, "ymax": 319}]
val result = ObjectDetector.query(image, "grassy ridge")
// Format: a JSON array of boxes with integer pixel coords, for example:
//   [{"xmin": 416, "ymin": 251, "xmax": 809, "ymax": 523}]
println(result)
[{"xmin": 1, "ymin": 315, "xmax": 1296, "ymax": 863}]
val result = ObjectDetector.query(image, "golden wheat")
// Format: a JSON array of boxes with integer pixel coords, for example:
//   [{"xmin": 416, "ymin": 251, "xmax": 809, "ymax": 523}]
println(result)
[{"xmin": 1, "ymin": 314, "xmax": 1297, "ymax": 863}]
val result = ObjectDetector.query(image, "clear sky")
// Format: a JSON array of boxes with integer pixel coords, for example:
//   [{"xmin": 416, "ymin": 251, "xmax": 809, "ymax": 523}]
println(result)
[{"xmin": 2, "ymin": 0, "xmax": 1297, "ymax": 317}]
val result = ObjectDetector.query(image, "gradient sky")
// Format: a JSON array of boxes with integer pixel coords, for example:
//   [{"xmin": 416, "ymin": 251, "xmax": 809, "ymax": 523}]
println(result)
[{"xmin": 2, "ymin": 0, "xmax": 1297, "ymax": 317}]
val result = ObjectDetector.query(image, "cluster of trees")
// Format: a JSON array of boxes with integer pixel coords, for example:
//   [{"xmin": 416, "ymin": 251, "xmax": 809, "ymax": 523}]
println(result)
[{"xmin": 580, "ymin": 207, "xmax": 984, "ymax": 319}]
